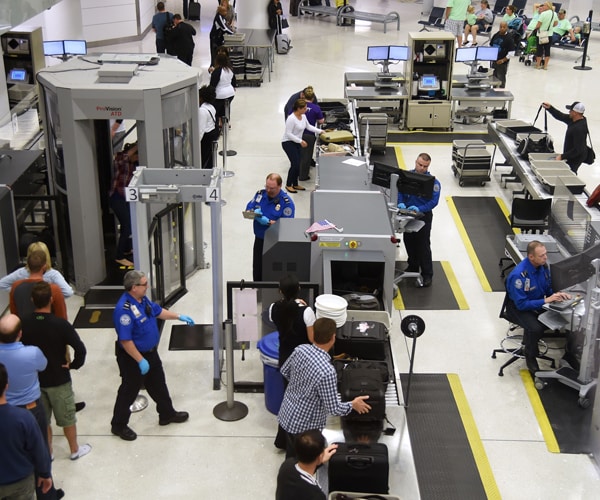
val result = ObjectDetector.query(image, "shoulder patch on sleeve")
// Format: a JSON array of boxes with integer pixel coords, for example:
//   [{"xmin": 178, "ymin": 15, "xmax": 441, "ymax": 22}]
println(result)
[
  {"xmin": 119, "ymin": 314, "xmax": 132, "ymax": 326},
  {"xmin": 433, "ymin": 183, "xmax": 441, "ymax": 192},
  {"xmin": 283, "ymin": 207, "xmax": 293, "ymax": 216},
  {"xmin": 514, "ymin": 279, "xmax": 523, "ymax": 290}
]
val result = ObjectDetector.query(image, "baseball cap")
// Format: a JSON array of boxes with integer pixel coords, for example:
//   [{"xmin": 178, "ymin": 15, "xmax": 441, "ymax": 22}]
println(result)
[{"xmin": 566, "ymin": 101, "xmax": 585, "ymax": 114}]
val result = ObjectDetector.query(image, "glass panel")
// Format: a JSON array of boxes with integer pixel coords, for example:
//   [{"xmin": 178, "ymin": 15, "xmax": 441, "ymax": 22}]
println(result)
[{"xmin": 162, "ymin": 87, "xmax": 194, "ymax": 168}]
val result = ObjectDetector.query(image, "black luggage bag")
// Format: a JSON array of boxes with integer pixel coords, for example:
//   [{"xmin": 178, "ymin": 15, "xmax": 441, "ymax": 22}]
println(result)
[
  {"xmin": 335, "ymin": 320, "xmax": 387, "ymax": 360},
  {"xmin": 188, "ymin": 1, "xmax": 200, "ymax": 21},
  {"xmin": 340, "ymin": 367, "xmax": 386, "ymax": 421},
  {"xmin": 328, "ymin": 442, "xmax": 390, "ymax": 494}
]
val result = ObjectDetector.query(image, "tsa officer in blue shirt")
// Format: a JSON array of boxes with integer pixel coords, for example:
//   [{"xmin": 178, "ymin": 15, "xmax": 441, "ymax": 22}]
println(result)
[
  {"xmin": 110, "ymin": 270, "xmax": 195, "ymax": 441},
  {"xmin": 397, "ymin": 153, "xmax": 441, "ymax": 287},
  {"xmin": 246, "ymin": 173, "xmax": 295, "ymax": 281},
  {"xmin": 506, "ymin": 241, "xmax": 571, "ymax": 374}
]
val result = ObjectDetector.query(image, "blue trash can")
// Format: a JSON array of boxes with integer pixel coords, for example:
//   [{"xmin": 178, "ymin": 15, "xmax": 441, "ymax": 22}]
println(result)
[{"xmin": 257, "ymin": 331, "xmax": 285, "ymax": 415}]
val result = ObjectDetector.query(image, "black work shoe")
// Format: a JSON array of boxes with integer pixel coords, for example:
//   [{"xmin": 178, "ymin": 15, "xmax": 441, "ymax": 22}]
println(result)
[
  {"xmin": 525, "ymin": 356, "xmax": 540, "ymax": 376},
  {"xmin": 56, "ymin": 489, "xmax": 65, "ymax": 499},
  {"xmin": 111, "ymin": 425, "xmax": 137, "ymax": 441},
  {"xmin": 159, "ymin": 411, "xmax": 189, "ymax": 426},
  {"xmin": 422, "ymin": 278, "xmax": 432, "ymax": 288},
  {"xmin": 75, "ymin": 401, "xmax": 86, "ymax": 412}
]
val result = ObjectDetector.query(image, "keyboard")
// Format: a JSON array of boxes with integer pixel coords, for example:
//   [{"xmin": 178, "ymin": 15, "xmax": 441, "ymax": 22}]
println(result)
[
  {"xmin": 538, "ymin": 310, "xmax": 569, "ymax": 331},
  {"xmin": 397, "ymin": 208, "xmax": 420, "ymax": 217},
  {"xmin": 548, "ymin": 294, "xmax": 583, "ymax": 311}
]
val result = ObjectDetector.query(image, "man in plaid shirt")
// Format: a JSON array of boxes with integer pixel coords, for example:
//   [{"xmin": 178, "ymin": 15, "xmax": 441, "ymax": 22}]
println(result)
[{"xmin": 278, "ymin": 318, "xmax": 371, "ymax": 457}]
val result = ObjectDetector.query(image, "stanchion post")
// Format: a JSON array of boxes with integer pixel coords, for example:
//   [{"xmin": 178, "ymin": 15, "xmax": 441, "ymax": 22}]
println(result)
[
  {"xmin": 574, "ymin": 10, "xmax": 593, "ymax": 71},
  {"xmin": 219, "ymin": 100, "xmax": 236, "ymax": 178}
]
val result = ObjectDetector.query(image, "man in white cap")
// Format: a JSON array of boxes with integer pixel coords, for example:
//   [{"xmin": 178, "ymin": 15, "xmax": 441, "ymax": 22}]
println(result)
[{"xmin": 542, "ymin": 101, "xmax": 589, "ymax": 173}]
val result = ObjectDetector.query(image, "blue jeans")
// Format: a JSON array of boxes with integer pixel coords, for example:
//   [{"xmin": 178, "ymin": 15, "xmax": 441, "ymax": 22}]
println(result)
[
  {"xmin": 282, "ymin": 141, "xmax": 301, "ymax": 186},
  {"xmin": 110, "ymin": 194, "xmax": 132, "ymax": 260}
]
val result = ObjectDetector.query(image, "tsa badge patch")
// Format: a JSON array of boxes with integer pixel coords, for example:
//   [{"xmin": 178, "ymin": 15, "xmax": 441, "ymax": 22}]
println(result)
[
  {"xmin": 120, "ymin": 314, "xmax": 132, "ymax": 326},
  {"xmin": 514, "ymin": 279, "xmax": 523, "ymax": 289},
  {"xmin": 283, "ymin": 207, "xmax": 292, "ymax": 216}
]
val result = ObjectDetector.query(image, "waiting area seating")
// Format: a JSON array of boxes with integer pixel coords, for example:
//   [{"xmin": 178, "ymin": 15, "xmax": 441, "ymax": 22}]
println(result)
[
  {"xmin": 418, "ymin": 6, "xmax": 445, "ymax": 32},
  {"xmin": 336, "ymin": 5, "xmax": 400, "ymax": 33},
  {"xmin": 299, "ymin": 0, "xmax": 340, "ymax": 18}
]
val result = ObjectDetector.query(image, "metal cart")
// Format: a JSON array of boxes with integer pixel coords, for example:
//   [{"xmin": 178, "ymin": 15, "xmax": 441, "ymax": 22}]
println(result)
[{"xmin": 451, "ymin": 140, "xmax": 497, "ymax": 187}]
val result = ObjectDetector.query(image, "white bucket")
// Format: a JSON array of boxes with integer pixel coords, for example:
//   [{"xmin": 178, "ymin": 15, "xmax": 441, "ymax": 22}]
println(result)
[{"xmin": 315, "ymin": 294, "xmax": 348, "ymax": 327}]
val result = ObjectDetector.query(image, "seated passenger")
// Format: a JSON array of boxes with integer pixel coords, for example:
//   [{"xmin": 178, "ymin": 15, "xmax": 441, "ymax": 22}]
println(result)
[
  {"xmin": 551, "ymin": 9, "xmax": 576, "ymax": 44},
  {"xmin": 505, "ymin": 241, "xmax": 571, "ymax": 375},
  {"xmin": 464, "ymin": 0, "xmax": 494, "ymax": 46},
  {"xmin": 502, "ymin": 4, "xmax": 516, "ymax": 24},
  {"xmin": 559, "ymin": 26, "xmax": 582, "ymax": 45}
]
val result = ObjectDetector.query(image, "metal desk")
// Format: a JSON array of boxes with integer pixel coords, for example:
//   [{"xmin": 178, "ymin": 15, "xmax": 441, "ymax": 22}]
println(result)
[
  {"xmin": 451, "ymin": 74, "xmax": 502, "ymax": 88},
  {"xmin": 316, "ymin": 155, "xmax": 372, "ymax": 191},
  {"xmin": 223, "ymin": 29, "xmax": 276, "ymax": 82},
  {"xmin": 451, "ymin": 88, "xmax": 514, "ymax": 123}
]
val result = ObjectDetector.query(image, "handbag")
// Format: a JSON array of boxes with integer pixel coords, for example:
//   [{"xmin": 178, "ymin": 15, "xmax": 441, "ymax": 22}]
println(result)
[
  {"xmin": 584, "ymin": 131, "xmax": 596, "ymax": 165},
  {"xmin": 537, "ymin": 12, "xmax": 556, "ymax": 44},
  {"xmin": 516, "ymin": 105, "xmax": 554, "ymax": 159},
  {"xmin": 281, "ymin": 16, "xmax": 289, "ymax": 29}
]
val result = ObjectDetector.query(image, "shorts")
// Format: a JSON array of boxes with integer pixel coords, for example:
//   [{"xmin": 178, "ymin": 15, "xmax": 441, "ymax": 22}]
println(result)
[
  {"xmin": 445, "ymin": 18, "xmax": 464, "ymax": 36},
  {"xmin": 41, "ymin": 381, "xmax": 77, "ymax": 427}
]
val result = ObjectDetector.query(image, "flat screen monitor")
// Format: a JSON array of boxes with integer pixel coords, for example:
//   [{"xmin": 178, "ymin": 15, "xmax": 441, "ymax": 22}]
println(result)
[
  {"xmin": 367, "ymin": 45, "xmax": 389, "ymax": 61},
  {"xmin": 418, "ymin": 74, "xmax": 440, "ymax": 91},
  {"xmin": 371, "ymin": 161, "xmax": 400, "ymax": 189},
  {"xmin": 43, "ymin": 40, "xmax": 65, "ymax": 56},
  {"xmin": 64, "ymin": 40, "xmax": 87, "ymax": 55},
  {"xmin": 7, "ymin": 68, "xmax": 28, "ymax": 84},
  {"xmin": 388, "ymin": 45, "xmax": 409, "ymax": 61},
  {"xmin": 476, "ymin": 46, "xmax": 500, "ymax": 62},
  {"xmin": 550, "ymin": 241, "xmax": 600, "ymax": 291},
  {"xmin": 455, "ymin": 47, "xmax": 477, "ymax": 63},
  {"xmin": 397, "ymin": 169, "xmax": 435, "ymax": 200}
]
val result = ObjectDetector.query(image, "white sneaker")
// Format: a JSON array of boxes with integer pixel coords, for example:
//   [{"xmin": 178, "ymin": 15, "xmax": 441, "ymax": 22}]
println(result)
[{"xmin": 70, "ymin": 443, "xmax": 92, "ymax": 460}]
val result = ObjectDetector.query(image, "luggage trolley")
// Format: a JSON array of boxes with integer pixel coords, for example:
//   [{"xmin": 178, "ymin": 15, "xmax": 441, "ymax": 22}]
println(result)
[{"xmin": 451, "ymin": 140, "xmax": 496, "ymax": 187}]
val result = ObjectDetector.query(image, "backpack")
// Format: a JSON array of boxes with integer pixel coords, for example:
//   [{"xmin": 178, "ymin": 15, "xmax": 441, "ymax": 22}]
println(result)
[{"xmin": 163, "ymin": 12, "xmax": 175, "ymax": 40}]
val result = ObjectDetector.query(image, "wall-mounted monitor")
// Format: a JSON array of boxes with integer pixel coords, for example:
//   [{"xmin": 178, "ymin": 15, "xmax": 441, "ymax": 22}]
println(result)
[
  {"xmin": 418, "ymin": 74, "xmax": 440, "ymax": 91},
  {"xmin": 64, "ymin": 40, "xmax": 87, "ymax": 55},
  {"xmin": 455, "ymin": 47, "xmax": 478, "ymax": 63},
  {"xmin": 367, "ymin": 45, "xmax": 389, "ymax": 61},
  {"xmin": 43, "ymin": 40, "xmax": 65, "ymax": 56},
  {"xmin": 7, "ymin": 68, "xmax": 28, "ymax": 84},
  {"xmin": 388, "ymin": 45, "xmax": 409, "ymax": 61},
  {"xmin": 397, "ymin": 169, "xmax": 435, "ymax": 200},
  {"xmin": 476, "ymin": 46, "xmax": 499, "ymax": 62}
]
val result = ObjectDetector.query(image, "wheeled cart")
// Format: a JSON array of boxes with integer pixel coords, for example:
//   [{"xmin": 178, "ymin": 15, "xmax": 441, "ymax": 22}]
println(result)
[{"xmin": 451, "ymin": 140, "xmax": 496, "ymax": 186}]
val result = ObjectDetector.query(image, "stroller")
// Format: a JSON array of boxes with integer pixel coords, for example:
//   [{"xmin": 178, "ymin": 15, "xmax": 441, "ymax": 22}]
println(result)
[{"xmin": 519, "ymin": 33, "xmax": 537, "ymax": 66}]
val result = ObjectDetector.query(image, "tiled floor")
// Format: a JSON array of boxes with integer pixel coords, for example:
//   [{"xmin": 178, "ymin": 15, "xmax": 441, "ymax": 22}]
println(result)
[{"xmin": 18, "ymin": 1, "xmax": 600, "ymax": 498}]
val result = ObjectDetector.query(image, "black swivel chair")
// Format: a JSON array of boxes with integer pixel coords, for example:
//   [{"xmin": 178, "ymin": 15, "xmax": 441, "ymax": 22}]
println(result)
[
  {"xmin": 512, "ymin": 0, "xmax": 528, "ymax": 16},
  {"xmin": 492, "ymin": 293, "xmax": 557, "ymax": 376},
  {"xmin": 498, "ymin": 197, "xmax": 552, "ymax": 277},
  {"xmin": 418, "ymin": 7, "xmax": 446, "ymax": 31}
]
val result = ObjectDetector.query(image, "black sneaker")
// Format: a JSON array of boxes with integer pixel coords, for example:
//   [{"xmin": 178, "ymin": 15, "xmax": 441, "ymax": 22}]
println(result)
[
  {"xmin": 75, "ymin": 401, "xmax": 86, "ymax": 412},
  {"xmin": 111, "ymin": 425, "xmax": 137, "ymax": 441},
  {"xmin": 159, "ymin": 411, "xmax": 189, "ymax": 426}
]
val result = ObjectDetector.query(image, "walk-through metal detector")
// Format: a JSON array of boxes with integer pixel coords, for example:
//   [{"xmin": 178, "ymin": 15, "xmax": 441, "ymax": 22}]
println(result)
[
  {"xmin": 127, "ymin": 167, "xmax": 225, "ymax": 387},
  {"xmin": 36, "ymin": 55, "xmax": 203, "ymax": 293}
]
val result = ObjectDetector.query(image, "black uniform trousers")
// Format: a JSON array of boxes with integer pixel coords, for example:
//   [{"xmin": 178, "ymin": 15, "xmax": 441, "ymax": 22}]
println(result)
[
  {"xmin": 253, "ymin": 237, "xmax": 264, "ymax": 281},
  {"xmin": 505, "ymin": 301, "xmax": 547, "ymax": 356},
  {"xmin": 111, "ymin": 344, "xmax": 176, "ymax": 427},
  {"xmin": 404, "ymin": 210, "xmax": 434, "ymax": 279}
]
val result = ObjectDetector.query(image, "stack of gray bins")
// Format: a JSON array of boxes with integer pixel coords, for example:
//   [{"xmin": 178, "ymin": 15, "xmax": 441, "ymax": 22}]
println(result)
[
  {"xmin": 358, "ymin": 113, "xmax": 388, "ymax": 155},
  {"xmin": 451, "ymin": 139, "xmax": 493, "ymax": 187},
  {"xmin": 244, "ymin": 59, "xmax": 262, "ymax": 84},
  {"xmin": 229, "ymin": 50, "xmax": 245, "ymax": 81}
]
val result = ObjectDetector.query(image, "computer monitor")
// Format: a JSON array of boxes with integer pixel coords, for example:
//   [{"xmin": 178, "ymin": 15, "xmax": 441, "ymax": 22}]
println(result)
[
  {"xmin": 371, "ymin": 161, "xmax": 400, "ymax": 189},
  {"xmin": 43, "ymin": 40, "xmax": 65, "ymax": 56},
  {"xmin": 388, "ymin": 45, "xmax": 409, "ymax": 61},
  {"xmin": 455, "ymin": 47, "xmax": 477, "ymax": 63},
  {"xmin": 397, "ymin": 169, "xmax": 435, "ymax": 199},
  {"xmin": 418, "ymin": 74, "xmax": 440, "ymax": 91},
  {"xmin": 367, "ymin": 46, "xmax": 389, "ymax": 61},
  {"xmin": 7, "ymin": 68, "xmax": 28, "ymax": 84},
  {"xmin": 476, "ymin": 46, "xmax": 500, "ymax": 62},
  {"xmin": 64, "ymin": 40, "xmax": 87, "ymax": 55},
  {"xmin": 550, "ymin": 241, "xmax": 600, "ymax": 291}
]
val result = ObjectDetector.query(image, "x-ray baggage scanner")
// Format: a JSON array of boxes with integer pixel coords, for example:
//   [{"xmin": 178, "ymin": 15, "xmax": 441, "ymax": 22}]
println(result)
[
  {"xmin": 36, "ymin": 55, "xmax": 202, "ymax": 293},
  {"xmin": 309, "ymin": 190, "xmax": 397, "ymax": 312}
]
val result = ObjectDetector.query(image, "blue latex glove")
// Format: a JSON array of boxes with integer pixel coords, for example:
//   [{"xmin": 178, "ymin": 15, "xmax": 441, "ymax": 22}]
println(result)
[
  {"xmin": 397, "ymin": 202, "xmax": 406, "ymax": 209},
  {"xmin": 179, "ymin": 314, "xmax": 195, "ymax": 325},
  {"xmin": 408, "ymin": 205, "xmax": 420, "ymax": 212},
  {"xmin": 257, "ymin": 215, "xmax": 270, "ymax": 226},
  {"xmin": 138, "ymin": 358, "xmax": 150, "ymax": 375},
  {"xmin": 254, "ymin": 208, "xmax": 262, "ymax": 216}
]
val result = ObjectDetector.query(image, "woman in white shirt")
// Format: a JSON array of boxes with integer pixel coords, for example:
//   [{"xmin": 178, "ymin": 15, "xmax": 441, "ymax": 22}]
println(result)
[
  {"xmin": 209, "ymin": 52, "xmax": 236, "ymax": 128},
  {"xmin": 281, "ymin": 98, "xmax": 324, "ymax": 193},
  {"xmin": 198, "ymin": 85, "xmax": 219, "ymax": 169}
]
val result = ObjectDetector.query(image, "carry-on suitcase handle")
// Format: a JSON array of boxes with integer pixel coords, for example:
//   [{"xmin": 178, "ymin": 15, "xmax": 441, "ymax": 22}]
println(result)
[{"xmin": 346, "ymin": 455, "xmax": 374, "ymax": 468}]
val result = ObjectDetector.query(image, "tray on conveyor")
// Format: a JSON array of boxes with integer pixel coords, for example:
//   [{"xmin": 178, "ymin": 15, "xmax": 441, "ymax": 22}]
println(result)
[
  {"xmin": 528, "ymin": 152, "xmax": 559, "ymax": 162},
  {"xmin": 530, "ymin": 159, "xmax": 571, "ymax": 175},
  {"xmin": 506, "ymin": 126, "xmax": 543, "ymax": 140},
  {"xmin": 495, "ymin": 119, "xmax": 531, "ymax": 134},
  {"xmin": 534, "ymin": 169, "xmax": 586, "ymax": 194}
]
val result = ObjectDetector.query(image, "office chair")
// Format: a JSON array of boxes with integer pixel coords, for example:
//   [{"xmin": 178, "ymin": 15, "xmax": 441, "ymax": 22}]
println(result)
[
  {"xmin": 498, "ymin": 197, "xmax": 552, "ymax": 277},
  {"xmin": 492, "ymin": 293, "xmax": 556, "ymax": 376},
  {"xmin": 418, "ymin": 7, "xmax": 446, "ymax": 31}
]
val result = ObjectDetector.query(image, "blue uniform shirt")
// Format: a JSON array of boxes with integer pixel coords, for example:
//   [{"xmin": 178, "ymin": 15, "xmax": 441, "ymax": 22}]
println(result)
[
  {"xmin": 0, "ymin": 342, "xmax": 47, "ymax": 406},
  {"xmin": 246, "ymin": 189, "xmax": 295, "ymax": 239},
  {"xmin": 397, "ymin": 170, "xmax": 441, "ymax": 213},
  {"xmin": 113, "ymin": 292, "xmax": 163, "ymax": 352},
  {"xmin": 506, "ymin": 258, "xmax": 553, "ymax": 311}
]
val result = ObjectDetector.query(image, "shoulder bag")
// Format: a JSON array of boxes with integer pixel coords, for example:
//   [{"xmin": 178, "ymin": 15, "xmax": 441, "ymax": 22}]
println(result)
[
  {"xmin": 538, "ymin": 12, "xmax": 556, "ymax": 44},
  {"xmin": 584, "ymin": 130, "xmax": 596, "ymax": 165},
  {"xmin": 516, "ymin": 105, "xmax": 554, "ymax": 159}
]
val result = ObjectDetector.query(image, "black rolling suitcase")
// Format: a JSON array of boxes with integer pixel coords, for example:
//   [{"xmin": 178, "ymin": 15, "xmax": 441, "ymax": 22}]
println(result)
[
  {"xmin": 340, "ymin": 367, "xmax": 386, "ymax": 421},
  {"xmin": 328, "ymin": 442, "xmax": 390, "ymax": 494},
  {"xmin": 188, "ymin": 1, "xmax": 200, "ymax": 21},
  {"xmin": 334, "ymin": 320, "xmax": 387, "ymax": 360}
]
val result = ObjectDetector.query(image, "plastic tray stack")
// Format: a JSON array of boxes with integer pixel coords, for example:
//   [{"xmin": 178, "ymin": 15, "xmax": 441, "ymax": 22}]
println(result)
[
  {"xmin": 529, "ymin": 159, "xmax": 586, "ymax": 194},
  {"xmin": 451, "ymin": 139, "xmax": 492, "ymax": 186}
]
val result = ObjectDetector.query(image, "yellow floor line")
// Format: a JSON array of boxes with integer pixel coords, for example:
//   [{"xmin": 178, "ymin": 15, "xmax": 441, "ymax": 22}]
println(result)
[
  {"xmin": 447, "ymin": 374, "xmax": 502, "ymax": 499},
  {"xmin": 447, "ymin": 196, "xmax": 492, "ymax": 292},
  {"xmin": 394, "ymin": 145, "xmax": 406, "ymax": 169},
  {"xmin": 393, "ymin": 291, "xmax": 405, "ymax": 310},
  {"xmin": 387, "ymin": 141, "xmax": 455, "ymax": 147},
  {"xmin": 441, "ymin": 261, "xmax": 469, "ymax": 310},
  {"xmin": 520, "ymin": 369, "xmax": 561, "ymax": 453}
]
